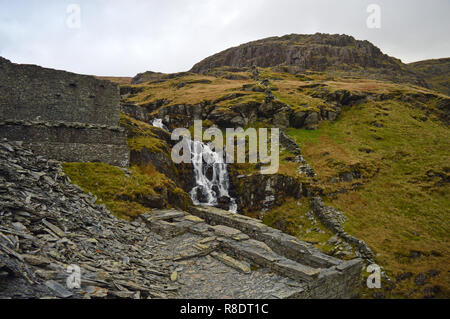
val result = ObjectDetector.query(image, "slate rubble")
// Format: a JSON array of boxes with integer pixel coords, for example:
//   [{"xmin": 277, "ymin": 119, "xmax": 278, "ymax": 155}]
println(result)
[{"xmin": 0, "ymin": 139, "xmax": 174, "ymax": 299}]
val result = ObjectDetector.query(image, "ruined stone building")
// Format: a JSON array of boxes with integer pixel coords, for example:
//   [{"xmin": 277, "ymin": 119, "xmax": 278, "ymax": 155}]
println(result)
[{"xmin": 0, "ymin": 57, "xmax": 129, "ymax": 166}]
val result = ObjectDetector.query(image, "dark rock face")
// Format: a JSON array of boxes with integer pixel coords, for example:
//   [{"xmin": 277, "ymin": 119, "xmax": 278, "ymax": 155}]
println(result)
[
  {"xmin": 191, "ymin": 33, "xmax": 426, "ymax": 87},
  {"xmin": 216, "ymin": 196, "xmax": 231, "ymax": 211},
  {"xmin": 131, "ymin": 70, "xmax": 192, "ymax": 85},
  {"xmin": 233, "ymin": 173, "xmax": 305, "ymax": 212},
  {"xmin": 0, "ymin": 57, "xmax": 129, "ymax": 166}
]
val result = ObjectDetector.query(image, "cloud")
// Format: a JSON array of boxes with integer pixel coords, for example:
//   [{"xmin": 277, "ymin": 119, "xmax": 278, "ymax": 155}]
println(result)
[{"xmin": 0, "ymin": 0, "xmax": 448, "ymax": 76}]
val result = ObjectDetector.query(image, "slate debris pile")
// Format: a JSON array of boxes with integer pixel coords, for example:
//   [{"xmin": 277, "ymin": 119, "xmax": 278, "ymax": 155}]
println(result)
[{"xmin": 0, "ymin": 139, "xmax": 176, "ymax": 299}]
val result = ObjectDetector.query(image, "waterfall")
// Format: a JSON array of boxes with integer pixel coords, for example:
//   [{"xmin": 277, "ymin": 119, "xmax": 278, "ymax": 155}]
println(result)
[
  {"xmin": 152, "ymin": 118, "xmax": 169, "ymax": 131},
  {"xmin": 152, "ymin": 119, "xmax": 237, "ymax": 213},
  {"xmin": 189, "ymin": 140, "xmax": 237, "ymax": 213}
]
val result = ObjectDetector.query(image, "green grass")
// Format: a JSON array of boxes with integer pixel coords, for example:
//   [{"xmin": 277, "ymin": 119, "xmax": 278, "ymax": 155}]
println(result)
[
  {"xmin": 262, "ymin": 197, "xmax": 337, "ymax": 254},
  {"xmin": 287, "ymin": 99, "xmax": 450, "ymax": 298},
  {"xmin": 63, "ymin": 163, "xmax": 190, "ymax": 220}
]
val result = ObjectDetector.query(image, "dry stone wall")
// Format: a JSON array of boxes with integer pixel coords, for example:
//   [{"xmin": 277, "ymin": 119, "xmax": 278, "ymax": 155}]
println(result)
[{"xmin": 0, "ymin": 57, "xmax": 129, "ymax": 166}]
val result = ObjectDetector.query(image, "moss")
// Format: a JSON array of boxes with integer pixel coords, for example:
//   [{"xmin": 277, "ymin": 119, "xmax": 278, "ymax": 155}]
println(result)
[
  {"xmin": 127, "ymin": 135, "xmax": 168, "ymax": 153},
  {"xmin": 62, "ymin": 162, "xmax": 188, "ymax": 220}
]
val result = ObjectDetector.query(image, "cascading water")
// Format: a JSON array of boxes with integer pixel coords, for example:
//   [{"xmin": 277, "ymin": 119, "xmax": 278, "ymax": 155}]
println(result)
[
  {"xmin": 189, "ymin": 140, "xmax": 237, "ymax": 213},
  {"xmin": 151, "ymin": 119, "xmax": 237, "ymax": 213}
]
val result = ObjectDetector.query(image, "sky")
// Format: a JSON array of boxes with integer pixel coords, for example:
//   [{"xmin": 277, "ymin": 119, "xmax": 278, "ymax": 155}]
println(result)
[{"xmin": 0, "ymin": 0, "xmax": 449, "ymax": 76}]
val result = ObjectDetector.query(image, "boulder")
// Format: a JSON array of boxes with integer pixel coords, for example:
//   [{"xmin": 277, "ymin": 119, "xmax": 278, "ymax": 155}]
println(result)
[
  {"xmin": 304, "ymin": 112, "xmax": 320, "ymax": 130},
  {"xmin": 291, "ymin": 111, "xmax": 308, "ymax": 128}
]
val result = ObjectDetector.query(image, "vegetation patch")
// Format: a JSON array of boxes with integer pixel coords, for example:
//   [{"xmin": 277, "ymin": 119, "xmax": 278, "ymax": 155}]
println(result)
[
  {"xmin": 288, "ymin": 98, "xmax": 450, "ymax": 298},
  {"xmin": 63, "ymin": 162, "xmax": 190, "ymax": 220}
]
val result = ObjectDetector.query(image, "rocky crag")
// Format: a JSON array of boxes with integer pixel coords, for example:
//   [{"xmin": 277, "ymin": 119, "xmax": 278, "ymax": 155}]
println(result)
[
  {"xmin": 190, "ymin": 33, "xmax": 427, "ymax": 87},
  {"xmin": 0, "ymin": 57, "xmax": 129, "ymax": 166},
  {"xmin": 0, "ymin": 140, "xmax": 174, "ymax": 298}
]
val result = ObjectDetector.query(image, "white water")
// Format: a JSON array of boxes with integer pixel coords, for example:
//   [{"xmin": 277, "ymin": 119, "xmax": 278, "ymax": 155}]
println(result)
[
  {"xmin": 152, "ymin": 118, "xmax": 169, "ymax": 131},
  {"xmin": 151, "ymin": 119, "xmax": 237, "ymax": 213},
  {"xmin": 189, "ymin": 140, "xmax": 237, "ymax": 213}
]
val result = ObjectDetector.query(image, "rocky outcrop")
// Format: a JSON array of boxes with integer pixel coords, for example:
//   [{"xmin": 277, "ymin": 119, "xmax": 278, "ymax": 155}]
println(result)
[
  {"xmin": 0, "ymin": 57, "xmax": 129, "ymax": 166},
  {"xmin": 191, "ymin": 33, "xmax": 427, "ymax": 87},
  {"xmin": 233, "ymin": 173, "xmax": 306, "ymax": 213},
  {"xmin": 0, "ymin": 120, "xmax": 128, "ymax": 167}
]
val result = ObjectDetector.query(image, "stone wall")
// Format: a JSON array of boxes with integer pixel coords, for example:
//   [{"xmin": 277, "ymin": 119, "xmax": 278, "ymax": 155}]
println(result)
[
  {"xmin": 0, "ymin": 57, "xmax": 129, "ymax": 166},
  {"xmin": 187, "ymin": 206, "xmax": 363, "ymax": 298}
]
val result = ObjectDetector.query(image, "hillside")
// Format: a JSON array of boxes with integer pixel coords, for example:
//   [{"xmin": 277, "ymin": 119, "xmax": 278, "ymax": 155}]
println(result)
[
  {"xmin": 2, "ymin": 33, "xmax": 447, "ymax": 299},
  {"xmin": 111, "ymin": 56, "xmax": 449, "ymax": 298},
  {"xmin": 409, "ymin": 58, "xmax": 450, "ymax": 96}
]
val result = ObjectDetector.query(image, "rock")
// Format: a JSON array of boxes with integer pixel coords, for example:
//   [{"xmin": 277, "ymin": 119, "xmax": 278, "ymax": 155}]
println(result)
[
  {"xmin": 423, "ymin": 285, "xmax": 441, "ymax": 298},
  {"xmin": 45, "ymin": 280, "xmax": 74, "ymax": 299},
  {"xmin": 0, "ymin": 140, "xmax": 177, "ymax": 299},
  {"xmin": 85, "ymin": 286, "xmax": 108, "ymax": 298},
  {"xmin": 190, "ymin": 33, "xmax": 426, "ymax": 87},
  {"xmin": 414, "ymin": 273, "xmax": 427, "ymax": 286},
  {"xmin": 212, "ymin": 225, "xmax": 242, "ymax": 239},
  {"xmin": 12, "ymin": 222, "xmax": 27, "ymax": 231},
  {"xmin": 211, "ymin": 252, "xmax": 251, "ymax": 274},
  {"xmin": 273, "ymin": 111, "xmax": 290, "ymax": 128},
  {"xmin": 426, "ymin": 269, "xmax": 439, "ymax": 278},
  {"xmin": 22, "ymin": 255, "xmax": 51, "ymax": 267},
  {"xmin": 396, "ymin": 272, "xmax": 413, "ymax": 282},
  {"xmin": 304, "ymin": 112, "xmax": 319, "ymax": 130},
  {"xmin": 291, "ymin": 111, "xmax": 307, "ymax": 128}
]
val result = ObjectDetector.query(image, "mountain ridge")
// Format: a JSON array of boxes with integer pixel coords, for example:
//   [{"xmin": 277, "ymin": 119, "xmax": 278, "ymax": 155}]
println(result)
[{"xmin": 188, "ymin": 33, "xmax": 428, "ymax": 88}]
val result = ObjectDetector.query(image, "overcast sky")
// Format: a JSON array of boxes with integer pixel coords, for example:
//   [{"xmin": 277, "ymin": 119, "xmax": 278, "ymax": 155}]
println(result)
[{"xmin": 0, "ymin": 0, "xmax": 449, "ymax": 76}]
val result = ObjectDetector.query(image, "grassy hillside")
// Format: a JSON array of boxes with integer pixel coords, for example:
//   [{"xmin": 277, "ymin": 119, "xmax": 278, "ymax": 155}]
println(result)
[
  {"xmin": 113, "ymin": 65, "xmax": 449, "ymax": 298},
  {"xmin": 409, "ymin": 58, "xmax": 450, "ymax": 96},
  {"xmin": 287, "ymin": 98, "xmax": 449, "ymax": 298}
]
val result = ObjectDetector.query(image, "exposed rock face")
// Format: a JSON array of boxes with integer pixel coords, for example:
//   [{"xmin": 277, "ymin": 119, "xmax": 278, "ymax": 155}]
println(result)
[
  {"xmin": 191, "ymin": 33, "xmax": 426, "ymax": 87},
  {"xmin": 131, "ymin": 71, "xmax": 192, "ymax": 85},
  {"xmin": 187, "ymin": 206, "xmax": 363, "ymax": 298},
  {"xmin": 0, "ymin": 57, "xmax": 129, "ymax": 166},
  {"xmin": 233, "ymin": 173, "xmax": 305, "ymax": 212}
]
